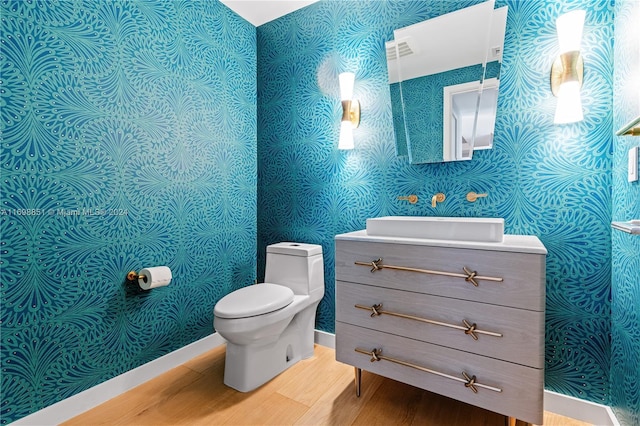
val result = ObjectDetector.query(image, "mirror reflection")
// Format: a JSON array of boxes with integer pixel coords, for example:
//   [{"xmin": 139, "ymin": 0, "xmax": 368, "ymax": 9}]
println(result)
[{"xmin": 387, "ymin": 1, "xmax": 507, "ymax": 164}]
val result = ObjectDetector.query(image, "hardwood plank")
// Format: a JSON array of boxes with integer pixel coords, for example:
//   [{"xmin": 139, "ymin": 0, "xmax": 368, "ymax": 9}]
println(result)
[
  {"xmin": 178, "ymin": 346, "xmax": 323, "ymax": 425},
  {"xmin": 182, "ymin": 343, "xmax": 226, "ymax": 374},
  {"xmin": 63, "ymin": 344, "xmax": 593, "ymax": 426},
  {"xmin": 543, "ymin": 411, "xmax": 592, "ymax": 426},
  {"xmin": 352, "ymin": 376, "xmax": 423, "ymax": 426},
  {"xmin": 277, "ymin": 344, "xmax": 352, "ymax": 407},
  {"xmin": 223, "ymin": 392, "xmax": 309, "ymax": 425},
  {"xmin": 294, "ymin": 369, "xmax": 384, "ymax": 426},
  {"xmin": 62, "ymin": 366, "xmax": 203, "ymax": 426},
  {"xmin": 112, "ymin": 359, "xmax": 235, "ymax": 425},
  {"xmin": 412, "ymin": 389, "xmax": 505, "ymax": 426}
]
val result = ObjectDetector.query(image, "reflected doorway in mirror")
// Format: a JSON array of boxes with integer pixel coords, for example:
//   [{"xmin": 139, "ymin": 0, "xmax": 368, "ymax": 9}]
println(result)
[{"xmin": 443, "ymin": 78, "xmax": 499, "ymax": 161}]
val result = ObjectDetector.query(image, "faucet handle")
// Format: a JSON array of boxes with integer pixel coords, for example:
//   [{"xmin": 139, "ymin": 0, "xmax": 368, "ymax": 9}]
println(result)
[
  {"xmin": 398, "ymin": 195, "xmax": 419, "ymax": 204},
  {"xmin": 431, "ymin": 193, "xmax": 446, "ymax": 207},
  {"xmin": 466, "ymin": 192, "xmax": 488, "ymax": 202}
]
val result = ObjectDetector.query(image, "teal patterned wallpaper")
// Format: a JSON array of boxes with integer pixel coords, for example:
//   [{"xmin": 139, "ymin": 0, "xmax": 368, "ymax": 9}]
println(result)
[
  {"xmin": 399, "ymin": 61, "xmax": 501, "ymax": 164},
  {"xmin": 403, "ymin": 63, "xmax": 486, "ymax": 163},
  {"xmin": 1, "ymin": 0, "xmax": 256, "ymax": 423},
  {"xmin": 612, "ymin": 1, "xmax": 640, "ymax": 424},
  {"xmin": 257, "ymin": 0, "xmax": 613, "ymax": 405},
  {"xmin": 1, "ymin": 0, "xmax": 628, "ymax": 422}
]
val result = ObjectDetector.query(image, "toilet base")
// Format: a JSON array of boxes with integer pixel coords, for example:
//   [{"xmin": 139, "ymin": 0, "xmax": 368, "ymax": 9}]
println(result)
[{"xmin": 222, "ymin": 303, "xmax": 318, "ymax": 392}]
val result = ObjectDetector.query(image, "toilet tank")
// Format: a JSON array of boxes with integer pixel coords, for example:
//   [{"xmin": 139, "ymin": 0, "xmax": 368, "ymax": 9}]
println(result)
[{"xmin": 264, "ymin": 242, "xmax": 324, "ymax": 296}]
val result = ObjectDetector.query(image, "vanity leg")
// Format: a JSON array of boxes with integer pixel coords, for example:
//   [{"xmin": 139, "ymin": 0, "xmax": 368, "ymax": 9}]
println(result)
[{"xmin": 354, "ymin": 367, "xmax": 362, "ymax": 397}]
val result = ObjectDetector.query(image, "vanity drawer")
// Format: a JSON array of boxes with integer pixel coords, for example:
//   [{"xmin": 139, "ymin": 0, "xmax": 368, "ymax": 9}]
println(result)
[
  {"xmin": 336, "ymin": 281, "xmax": 544, "ymax": 368},
  {"xmin": 335, "ymin": 322, "xmax": 543, "ymax": 425},
  {"xmin": 335, "ymin": 240, "xmax": 545, "ymax": 311}
]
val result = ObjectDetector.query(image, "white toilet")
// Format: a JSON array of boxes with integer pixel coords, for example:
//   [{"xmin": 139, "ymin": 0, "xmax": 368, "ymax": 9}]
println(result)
[{"xmin": 213, "ymin": 242, "xmax": 324, "ymax": 392}]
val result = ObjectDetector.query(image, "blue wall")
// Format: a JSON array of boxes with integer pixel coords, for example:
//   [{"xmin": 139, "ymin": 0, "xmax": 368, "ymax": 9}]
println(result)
[
  {"xmin": 3, "ymin": 0, "xmax": 633, "ymax": 422},
  {"xmin": 257, "ymin": 0, "xmax": 613, "ymax": 405},
  {"xmin": 1, "ymin": 1, "xmax": 256, "ymax": 423},
  {"xmin": 403, "ymin": 63, "xmax": 485, "ymax": 163},
  {"xmin": 399, "ymin": 61, "xmax": 501, "ymax": 163},
  {"xmin": 612, "ymin": 1, "xmax": 640, "ymax": 424}
]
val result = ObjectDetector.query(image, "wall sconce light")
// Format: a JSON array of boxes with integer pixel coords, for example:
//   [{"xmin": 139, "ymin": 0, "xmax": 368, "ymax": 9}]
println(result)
[
  {"xmin": 550, "ymin": 10, "xmax": 586, "ymax": 124},
  {"xmin": 339, "ymin": 72, "xmax": 360, "ymax": 149}
]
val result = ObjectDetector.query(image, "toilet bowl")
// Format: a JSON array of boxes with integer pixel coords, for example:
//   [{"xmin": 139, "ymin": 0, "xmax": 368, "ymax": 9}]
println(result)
[{"xmin": 213, "ymin": 242, "xmax": 324, "ymax": 392}]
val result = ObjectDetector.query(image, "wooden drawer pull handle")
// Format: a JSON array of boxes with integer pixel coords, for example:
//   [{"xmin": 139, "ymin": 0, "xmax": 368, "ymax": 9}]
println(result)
[
  {"xmin": 355, "ymin": 347, "xmax": 502, "ymax": 393},
  {"xmin": 355, "ymin": 304, "xmax": 503, "ymax": 339},
  {"xmin": 354, "ymin": 258, "xmax": 503, "ymax": 286}
]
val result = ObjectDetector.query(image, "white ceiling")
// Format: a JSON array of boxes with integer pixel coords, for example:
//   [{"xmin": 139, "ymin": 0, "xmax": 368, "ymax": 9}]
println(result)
[{"xmin": 220, "ymin": 0, "xmax": 319, "ymax": 26}]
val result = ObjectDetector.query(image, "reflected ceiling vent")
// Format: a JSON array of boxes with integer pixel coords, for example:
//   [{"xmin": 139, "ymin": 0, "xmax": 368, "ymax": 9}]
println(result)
[{"xmin": 385, "ymin": 38, "xmax": 416, "ymax": 61}]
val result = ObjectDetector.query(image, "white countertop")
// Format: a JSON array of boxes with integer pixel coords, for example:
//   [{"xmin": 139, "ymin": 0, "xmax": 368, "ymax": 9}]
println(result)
[{"xmin": 335, "ymin": 230, "xmax": 548, "ymax": 255}]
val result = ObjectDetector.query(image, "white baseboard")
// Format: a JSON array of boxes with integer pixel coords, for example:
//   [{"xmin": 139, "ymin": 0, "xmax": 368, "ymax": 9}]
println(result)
[
  {"xmin": 15, "ymin": 331, "xmax": 619, "ymax": 426},
  {"xmin": 314, "ymin": 329, "xmax": 336, "ymax": 349},
  {"xmin": 14, "ymin": 333, "xmax": 225, "ymax": 426}
]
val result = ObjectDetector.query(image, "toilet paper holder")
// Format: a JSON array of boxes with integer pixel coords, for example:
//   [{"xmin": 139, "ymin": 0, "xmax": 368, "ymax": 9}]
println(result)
[
  {"xmin": 126, "ymin": 266, "xmax": 172, "ymax": 290},
  {"xmin": 127, "ymin": 270, "xmax": 147, "ymax": 283}
]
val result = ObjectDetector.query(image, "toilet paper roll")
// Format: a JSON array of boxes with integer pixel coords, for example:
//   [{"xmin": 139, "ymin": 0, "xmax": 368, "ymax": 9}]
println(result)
[{"xmin": 138, "ymin": 266, "xmax": 172, "ymax": 290}]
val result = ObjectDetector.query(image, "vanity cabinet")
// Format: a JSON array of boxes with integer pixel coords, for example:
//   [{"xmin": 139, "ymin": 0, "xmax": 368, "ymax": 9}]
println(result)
[{"xmin": 334, "ymin": 231, "xmax": 547, "ymax": 425}]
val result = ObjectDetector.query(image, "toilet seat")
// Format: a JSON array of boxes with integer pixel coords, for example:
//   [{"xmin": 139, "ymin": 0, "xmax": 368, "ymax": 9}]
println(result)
[{"xmin": 214, "ymin": 283, "xmax": 294, "ymax": 319}]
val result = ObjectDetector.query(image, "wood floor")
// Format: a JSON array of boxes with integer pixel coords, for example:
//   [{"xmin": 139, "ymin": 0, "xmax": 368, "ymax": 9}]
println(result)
[{"xmin": 64, "ymin": 344, "xmax": 591, "ymax": 426}]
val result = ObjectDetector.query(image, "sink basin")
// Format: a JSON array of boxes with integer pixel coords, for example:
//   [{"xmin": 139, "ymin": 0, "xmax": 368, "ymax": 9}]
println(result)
[{"xmin": 366, "ymin": 216, "xmax": 504, "ymax": 242}]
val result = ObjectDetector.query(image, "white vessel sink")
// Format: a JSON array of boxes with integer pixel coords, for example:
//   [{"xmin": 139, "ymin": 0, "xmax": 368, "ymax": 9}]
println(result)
[{"xmin": 366, "ymin": 216, "xmax": 504, "ymax": 242}]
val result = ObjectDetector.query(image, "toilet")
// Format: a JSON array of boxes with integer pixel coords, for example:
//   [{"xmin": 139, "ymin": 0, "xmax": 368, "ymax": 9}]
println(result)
[{"xmin": 213, "ymin": 242, "xmax": 324, "ymax": 392}]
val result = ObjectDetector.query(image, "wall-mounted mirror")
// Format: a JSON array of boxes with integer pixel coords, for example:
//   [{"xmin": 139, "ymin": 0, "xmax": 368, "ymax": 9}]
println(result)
[{"xmin": 387, "ymin": 1, "xmax": 508, "ymax": 164}]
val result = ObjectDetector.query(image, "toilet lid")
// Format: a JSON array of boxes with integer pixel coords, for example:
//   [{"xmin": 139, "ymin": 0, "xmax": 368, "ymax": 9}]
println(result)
[{"xmin": 214, "ymin": 283, "xmax": 294, "ymax": 319}]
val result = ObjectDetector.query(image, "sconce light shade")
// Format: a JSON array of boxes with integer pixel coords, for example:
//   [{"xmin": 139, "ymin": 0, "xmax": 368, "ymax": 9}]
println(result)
[
  {"xmin": 339, "ymin": 121, "xmax": 354, "ymax": 150},
  {"xmin": 338, "ymin": 72, "xmax": 360, "ymax": 150},
  {"xmin": 556, "ymin": 10, "xmax": 585, "ymax": 53},
  {"xmin": 554, "ymin": 80, "xmax": 583, "ymax": 124},
  {"xmin": 551, "ymin": 10, "xmax": 585, "ymax": 124},
  {"xmin": 339, "ymin": 72, "xmax": 355, "ymax": 100}
]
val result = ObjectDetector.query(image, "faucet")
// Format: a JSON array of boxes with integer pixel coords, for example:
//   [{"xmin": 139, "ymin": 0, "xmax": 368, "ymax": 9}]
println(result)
[{"xmin": 431, "ymin": 193, "xmax": 445, "ymax": 207}]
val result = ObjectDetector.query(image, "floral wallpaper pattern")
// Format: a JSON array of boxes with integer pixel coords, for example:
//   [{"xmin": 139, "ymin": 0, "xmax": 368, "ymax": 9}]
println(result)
[
  {"xmin": 611, "ymin": 0, "xmax": 640, "ymax": 424},
  {"xmin": 257, "ymin": 0, "xmax": 613, "ymax": 405},
  {"xmin": 1, "ymin": 0, "xmax": 256, "ymax": 422},
  {"xmin": 402, "ymin": 64, "xmax": 486, "ymax": 163},
  {"xmin": 2, "ymin": 0, "xmax": 633, "ymax": 423},
  {"xmin": 397, "ymin": 61, "xmax": 501, "ymax": 164}
]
